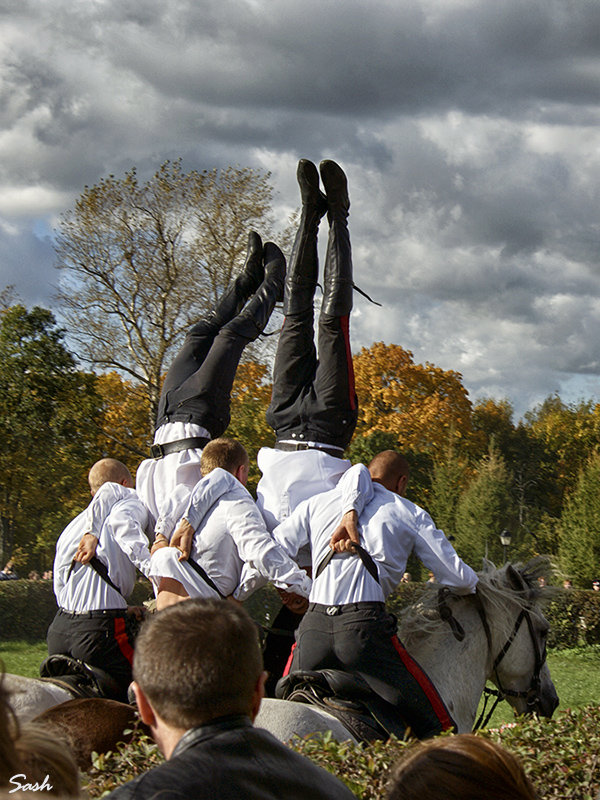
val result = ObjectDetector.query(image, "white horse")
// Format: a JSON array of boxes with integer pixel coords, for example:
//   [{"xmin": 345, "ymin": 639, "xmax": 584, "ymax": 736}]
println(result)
[{"xmin": 3, "ymin": 562, "xmax": 558, "ymax": 748}]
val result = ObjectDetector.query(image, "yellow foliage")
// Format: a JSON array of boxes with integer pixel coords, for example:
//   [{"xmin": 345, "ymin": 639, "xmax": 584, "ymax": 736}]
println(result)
[{"xmin": 352, "ymin": 342, "xmax": 475, "ymax": 455}]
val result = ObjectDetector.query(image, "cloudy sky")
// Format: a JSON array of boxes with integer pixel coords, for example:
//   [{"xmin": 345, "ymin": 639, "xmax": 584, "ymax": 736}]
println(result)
[{"xmin": 2, "ymin": 0, "xmax": 600, "ymax": 419}]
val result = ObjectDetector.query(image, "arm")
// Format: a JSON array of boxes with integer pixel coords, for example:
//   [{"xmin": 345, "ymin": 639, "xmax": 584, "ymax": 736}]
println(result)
[
  {"xmin": 329, "ymin": 463, "xmax": 374, "ymax": 550},
  {"xmin": 75, "ymin": 482, "xmax": 131, "ymax": 564},
  {"xmin": 412, "ymin": 509, "xmax": 478, "ymax": 594},
  {"xmin": 167, "ymin": 469, "xmax": 237, "ymax": 559},
  {"xmin": 228, "ymin": 496, "xmax": 312, "ymax": 601},
  {"xmin": 110, "ymin": 497, "xmax": 152, "ymax": 577}
]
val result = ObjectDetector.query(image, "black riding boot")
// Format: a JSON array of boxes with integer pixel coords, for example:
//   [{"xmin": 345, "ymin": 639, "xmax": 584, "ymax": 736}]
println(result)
[
  {"xmin": 284, "ymin": 160, "xmax": 328, "ymax": 316},
  {"xmin": 320, "ymin": 160, "xmax": 353, "ymax": 317},
  {"xmin": 206, "ymin": 230, "xmax": 264, "ymax": 329},
  {"xmin": 223, "ymin": 242, "xmax": 286, "ymax": 340}
]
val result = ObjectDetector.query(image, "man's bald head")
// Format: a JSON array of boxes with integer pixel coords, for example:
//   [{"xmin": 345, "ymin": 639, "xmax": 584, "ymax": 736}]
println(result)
[
  {"xmin": 368, "ymin": 450, "xmax": 410, "ymax": 496},
  {"xmin": 88, "ymin": 458, "xmax": 134, "ymax": 495}
]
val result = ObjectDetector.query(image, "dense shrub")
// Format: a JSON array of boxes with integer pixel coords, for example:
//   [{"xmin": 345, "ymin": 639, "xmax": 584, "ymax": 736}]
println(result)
[
  {"xmin": 0, "ymin": 578, "xmax": 153, "ymax": 641},
  {"xmin": 83, "ymin": 705, "xmax": 600, "ymax": 799},
  {"xmin": 3, "ymin": 579, "xmax": 599, "ymax": 648}
]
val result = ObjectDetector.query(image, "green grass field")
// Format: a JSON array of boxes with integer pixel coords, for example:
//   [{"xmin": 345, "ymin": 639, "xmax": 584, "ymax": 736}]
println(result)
[{"xmin": 2, "ymin": 640, "xmax": 599, "ymax": 731}]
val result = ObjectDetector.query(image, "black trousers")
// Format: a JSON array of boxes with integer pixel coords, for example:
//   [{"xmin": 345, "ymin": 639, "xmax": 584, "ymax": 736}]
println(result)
[
  {"xmin": 155, "ymin": 319, "xmax": 249, "ymax": 437},
  {"xmin": 287, "ymin": 603, "xmax": 454, "ymax": 739},
  {"xmin": 47, "ymin": 609, "xmax": 135, "ymax": 703},
  {"xmin": 266, "ymin": 310, "xmax": 358, "ymax": 449}
]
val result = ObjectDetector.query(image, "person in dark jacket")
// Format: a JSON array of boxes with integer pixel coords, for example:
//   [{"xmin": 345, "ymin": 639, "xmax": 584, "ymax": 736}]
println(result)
[{"xmin": 105, "ymin": 598, "xmax": 356, "ymax": 800}]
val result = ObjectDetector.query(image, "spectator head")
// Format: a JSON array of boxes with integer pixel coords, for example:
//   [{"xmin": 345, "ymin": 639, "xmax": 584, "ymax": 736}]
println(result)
[
  {"xmin": 87, "ymin": 459, "xmax": 134, "ymax": 496},
  {"xmin": 132, "ymin": 600, "xmax": 265, "ymax": 741},
  {"xmin": 200, "ymin": 438, "xmax": 249, "ymax": 486},
  {"xmin": 368, "ymin": 451, "xmax": 410, "ymax": 496},
  {"xmin": 385, "ymin": 733, "xmax": 538, "ymax": 800},
  {"xmin": 13, "ymin": 723, "xmax": 80, "ymax": 797}
]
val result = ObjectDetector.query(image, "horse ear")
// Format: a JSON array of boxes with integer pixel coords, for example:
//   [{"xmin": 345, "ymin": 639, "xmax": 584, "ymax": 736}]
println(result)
[{"xmin": 506, "ymin": 564, "xmax": 527, "ymax": 593}]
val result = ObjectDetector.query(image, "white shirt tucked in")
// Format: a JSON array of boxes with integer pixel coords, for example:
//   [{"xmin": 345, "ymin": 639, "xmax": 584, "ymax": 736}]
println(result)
[
  {"xmin": 53, "ymin": 485, "xmax": 151, "ymax": 612},
  {"xmin": 149, "ymin": 468, "xmax": 312, "ymax": 601},
  {"xmin": 272, "ymin": 466, "xmax": 478, "ymax": 606},
  {"xmin": 136, "ymin": 421, "xmax": 210, "ymax": 538},
  {"xmin": 256, "ymin": 447, "xmax": 351, "ymax": 531}
]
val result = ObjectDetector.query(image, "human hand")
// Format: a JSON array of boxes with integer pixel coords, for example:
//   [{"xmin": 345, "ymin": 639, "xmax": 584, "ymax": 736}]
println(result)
[
  {"xmin": 150, "ymin": 533, "xmax": 169, "ymax": 555},
  {"xmin": 74, "ymin": 534, "xmax": 99, "ymax": 564},
  {"xmin": 170, "ymin": 520, "xmax": 195, "ymax": 561},
  {"xmin": 277, "ymin": 588, "xmax": 309, "ymax": 615},
  {"xmin": 329, "ymin": 510, "xmax": 360, "ymax": 552}
]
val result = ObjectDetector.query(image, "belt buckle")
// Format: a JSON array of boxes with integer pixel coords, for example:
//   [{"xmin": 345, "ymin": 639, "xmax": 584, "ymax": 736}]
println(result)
[
  {"xmin": 326, "ymin": 605, "xmax": 340, "ymax": 616},
  {"xmin": 151, "ymin": 443, "xmax": 164, "ymax": 460}
]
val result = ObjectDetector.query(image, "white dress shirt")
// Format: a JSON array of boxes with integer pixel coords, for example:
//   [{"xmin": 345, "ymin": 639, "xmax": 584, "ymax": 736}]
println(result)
[
  {"xmin": 149, "ymin": 468, "xmax": 312, "ymax": 601},
  {"xmin": 53, "ymin": 485, "xmax": 151, "ymax": 612},
  {"xmin": 256, "ymin": 447, "xmax": 352, "ymax": 531},
  {"xmin": 136, "ymin": 421, "xmax": 210, "ymax": 538},
  {"xmin": 272, "ymin": 466, "xmax": 478, "ymax": 605}
]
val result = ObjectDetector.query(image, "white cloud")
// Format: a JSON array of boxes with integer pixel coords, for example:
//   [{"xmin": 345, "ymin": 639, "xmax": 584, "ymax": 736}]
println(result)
[{"xmin": 1, "ymin": 0, "xmax": 600, "ymax": 418}]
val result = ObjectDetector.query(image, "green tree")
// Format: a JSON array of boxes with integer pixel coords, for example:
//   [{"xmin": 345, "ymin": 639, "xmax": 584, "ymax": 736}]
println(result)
[
  {"xmin": 454, "ymin": 443, "xmax": 515, "ymax": 568},
  {"xmin": 55, "ymin": 160, "xmax": 285, "ymax": 435},
  {"xmin": 0, "ymin": 305, "xmax": 101, "ymax": 572},
  {"xmin": 559, "ymin": 454, "xmax": 600, "ymax": 587},
  {"xmin": 427, "ymin": 440, "xmax": 469, "ymax": 541}
]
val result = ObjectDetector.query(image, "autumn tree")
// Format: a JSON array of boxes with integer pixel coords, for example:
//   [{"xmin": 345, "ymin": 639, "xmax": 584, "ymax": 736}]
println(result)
[
  {"xmin": 0, "ymin": 305, "xmax": 101, "ymax": 571},
  {"xmin": 559, "ymin": 454, "xmax": 600, "ymax": 587},
  {"xmin": 95, "ymin": 372, "xmax": 152, "ymax": 467},
  {"xmin": 524, "ymin": 395, "xmax": 600, "ymax": 515},
  {"xmin": 224, "ymin": 361, "xmax": 274, "ymax": 493},
  {"xmin": 352, "ymin": 342, "xmax": 475, "ymax": 457},
  {"xmin": 55, "ymin": 160, "xmax": 285, "ymax": 436}
]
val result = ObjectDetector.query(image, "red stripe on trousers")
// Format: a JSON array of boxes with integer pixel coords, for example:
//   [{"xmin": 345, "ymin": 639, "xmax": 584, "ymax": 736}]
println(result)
[
  {"xmin": 114, "ymin": 617, "xmax": 134, "ymax": 665},
  {"xmin": 391, "ymin": 634, "xmax": 453, "ymax": 731},
  {"xmin": 340, "ymin": 314, "xmax": 356, "ymax": 411},
  {"xmin": 282, "ymin": 642, "xmax": 297, "ymax": 678}
]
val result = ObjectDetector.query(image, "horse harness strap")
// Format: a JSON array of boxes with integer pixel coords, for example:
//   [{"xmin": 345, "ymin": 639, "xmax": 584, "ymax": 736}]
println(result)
[
  {"xmin": 472, "ymin": 591, "xmax": 546, "ymax": 730},
  {"xmin": 315, "ymin": 543, "xmax": 380, "ymax": 584}
]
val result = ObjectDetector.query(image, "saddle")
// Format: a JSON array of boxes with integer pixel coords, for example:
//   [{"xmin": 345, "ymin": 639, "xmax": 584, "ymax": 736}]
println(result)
[
  {"xmin": 276, "ymin": 669, "xmax": 408, "ymax": 744},
  {"xmin": 39, "ymin": 654, "xmax": 122, "ymax": 700}
]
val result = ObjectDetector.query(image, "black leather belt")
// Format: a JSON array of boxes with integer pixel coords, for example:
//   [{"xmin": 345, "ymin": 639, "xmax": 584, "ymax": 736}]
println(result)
[
  {"xmin": 59, "ymin": 608, "xmax": 127, "ymax": 618},
  {"xmin": 308, "ymin": 602, "xmax": 385, "ymax": 615},
  {"xmin": 151, "ymin": 436, "xmax": 210, "ymax": 459},
  {"xmin": 274, "ymin": 441, "xmax": 344, "ymax": 459}
]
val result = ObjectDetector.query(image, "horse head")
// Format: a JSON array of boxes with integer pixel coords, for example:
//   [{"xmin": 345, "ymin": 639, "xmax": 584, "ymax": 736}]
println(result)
[{"xmin": 478, "ymin": 561, "xmax": 559, "ymax": 720}]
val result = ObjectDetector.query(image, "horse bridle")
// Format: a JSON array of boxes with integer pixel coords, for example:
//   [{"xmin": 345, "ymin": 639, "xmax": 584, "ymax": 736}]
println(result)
[{"xmin": 472, "ymin": 591, "xmax": 547, "ymax": 729}]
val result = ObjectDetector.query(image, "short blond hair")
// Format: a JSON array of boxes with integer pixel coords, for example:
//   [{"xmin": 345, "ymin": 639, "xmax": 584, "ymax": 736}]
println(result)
[{"xmin": 200, "ymin": 438, "xmax": 248, "ymax": 477}]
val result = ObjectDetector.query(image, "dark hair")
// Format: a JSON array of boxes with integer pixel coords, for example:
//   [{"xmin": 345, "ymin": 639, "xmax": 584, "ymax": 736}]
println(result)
[
  {"xmin": 133, "ymin": 599, "xmax": 263, "ymax": 729},
  {"xmin": 386, "ymin": 734, "xmax": 538, "ymax": 800},
  {"xmin": 200, "ymin": 438, "xmax": 248, "ymax": 477},
  {"xmin": 0, "ymin": 674, "xmax": 20, "ymax": 785}
]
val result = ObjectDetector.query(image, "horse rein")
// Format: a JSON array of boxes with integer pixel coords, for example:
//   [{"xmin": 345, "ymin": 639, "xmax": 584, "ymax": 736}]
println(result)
[{"xmin": 472, "ymin": 592, "xmax": 546, "ymax": 730}]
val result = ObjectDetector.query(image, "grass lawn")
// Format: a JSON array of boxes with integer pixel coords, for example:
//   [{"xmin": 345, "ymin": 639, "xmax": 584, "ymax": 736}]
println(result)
[
  {"xmin": 477, "ymin": 644, "xmax": 600, "ymax": 728},
  {"xmin": 2, "ymin": 640, "xmax": 599, "ymax": 730},
  {"xmin": 0, "ymin": 640, "xmax": 49, "ymax": 678}
]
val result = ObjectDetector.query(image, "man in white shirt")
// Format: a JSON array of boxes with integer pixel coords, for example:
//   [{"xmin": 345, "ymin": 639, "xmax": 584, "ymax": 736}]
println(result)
[
  {"xmin": 255, "ymin": 159, "xmax": 358, "ymax": 532},
  {"xmin": 273, "ymin": 451, "xmax": 479, "ymax": 739},
  {"xmin": 136, "ymin": 234, "xmax": 285, "ymax": 542},
  {"xmin": 47, "ymin": 458, "xmax": 151, "ymax": 702},
  {"xmin": 149, "ymin": 438, "xmax": 311, "ymax": 610}
]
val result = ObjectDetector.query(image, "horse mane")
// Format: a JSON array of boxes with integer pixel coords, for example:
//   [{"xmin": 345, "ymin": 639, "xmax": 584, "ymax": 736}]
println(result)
[{"xmin": 399, "ymin": 557, "xmax": 548, "ymax": 648}]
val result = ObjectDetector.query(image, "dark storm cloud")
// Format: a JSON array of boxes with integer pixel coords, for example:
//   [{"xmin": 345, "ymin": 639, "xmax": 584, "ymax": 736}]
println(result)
[{"xmin": 2, "ymin": 0, "xmax": 600, "ymax": 416}]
